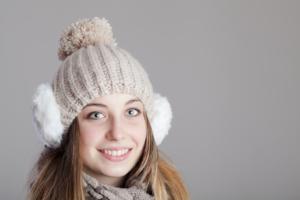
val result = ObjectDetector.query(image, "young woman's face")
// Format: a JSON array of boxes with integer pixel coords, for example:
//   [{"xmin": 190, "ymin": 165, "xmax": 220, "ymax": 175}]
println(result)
[{"xmin": 77, "ymin": 93, "xmax": 147, "ymax": 186}]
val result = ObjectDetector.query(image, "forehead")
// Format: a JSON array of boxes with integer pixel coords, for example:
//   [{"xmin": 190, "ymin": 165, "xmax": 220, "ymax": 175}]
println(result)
[{"xmin": 88, "ymin": 93, "xmax": 142, "ymax": 106}]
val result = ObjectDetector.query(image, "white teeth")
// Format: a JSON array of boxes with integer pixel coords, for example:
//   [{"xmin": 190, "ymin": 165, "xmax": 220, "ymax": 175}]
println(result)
[{"xmin": 103, "ymin": 149, "xmax": 129, "ymax": 157}]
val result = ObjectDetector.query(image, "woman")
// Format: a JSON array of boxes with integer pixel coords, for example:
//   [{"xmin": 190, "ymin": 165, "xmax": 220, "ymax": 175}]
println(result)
[{"xmin": 27, "ymin": 17, "xmax": 189, "ymax": 200}]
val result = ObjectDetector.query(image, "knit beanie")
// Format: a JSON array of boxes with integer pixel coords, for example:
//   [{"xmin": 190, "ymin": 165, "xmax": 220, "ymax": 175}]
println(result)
[{"xmin": 31, "ymin": 17, "xmax": 172, "ymax": 148}]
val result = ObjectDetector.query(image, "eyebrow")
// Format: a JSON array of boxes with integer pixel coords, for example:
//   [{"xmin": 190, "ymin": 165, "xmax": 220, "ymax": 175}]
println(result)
[{"xmin": 83, "ymin": 98, "xmax": 141, "ymax": 109}]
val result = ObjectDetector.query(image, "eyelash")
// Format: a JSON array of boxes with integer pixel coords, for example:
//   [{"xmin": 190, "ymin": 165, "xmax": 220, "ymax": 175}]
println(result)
[{"xmin": 87, "ymin": 108, "xmax": 141, "ymax": 120}]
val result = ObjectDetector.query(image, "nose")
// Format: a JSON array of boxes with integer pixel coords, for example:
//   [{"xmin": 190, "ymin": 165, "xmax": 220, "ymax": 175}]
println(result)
[{"xmin": 106, "ymin": 117, "xmax": 125, "ymax": 141}]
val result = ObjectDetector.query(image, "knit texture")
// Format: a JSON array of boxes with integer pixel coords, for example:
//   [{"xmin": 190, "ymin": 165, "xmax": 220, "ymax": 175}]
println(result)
[
  {"xmin": 82, "ymin": 172, "xmax": 154, "ymax": 200},
  {"xmin": 52, "ymin": 42, "xmax": 154, "ymax": 136}
]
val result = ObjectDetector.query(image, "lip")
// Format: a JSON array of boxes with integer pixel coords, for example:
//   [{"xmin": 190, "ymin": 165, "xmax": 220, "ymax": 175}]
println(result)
[
  {"xmin": 98, "ymin": 148, "xmax": 132, "ymax": 162},
  {"xmin": 99, "ymin": 147, "xmax": 132, "ymax": 151}
]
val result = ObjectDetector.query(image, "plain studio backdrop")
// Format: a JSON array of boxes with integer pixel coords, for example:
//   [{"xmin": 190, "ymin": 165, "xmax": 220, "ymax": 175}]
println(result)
[{"xmin": 0, "ymin": 1, "xmax": 299, "ymax": 199}]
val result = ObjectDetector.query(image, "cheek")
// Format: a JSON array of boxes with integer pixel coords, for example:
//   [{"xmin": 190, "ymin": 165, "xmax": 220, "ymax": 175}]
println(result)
[
  {"xmin": 128, "ymin": 120, "xmax": 147, "ymax": 146},
  {"xmin": 79, "ymin": 123, "xmax": 105, "ymax": 147}
]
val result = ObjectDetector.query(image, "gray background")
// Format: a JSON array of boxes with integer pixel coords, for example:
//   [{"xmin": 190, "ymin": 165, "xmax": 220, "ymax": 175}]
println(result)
[{"xmin": 1, "ymin": 0, "xmax": 299, "ymax": 199}]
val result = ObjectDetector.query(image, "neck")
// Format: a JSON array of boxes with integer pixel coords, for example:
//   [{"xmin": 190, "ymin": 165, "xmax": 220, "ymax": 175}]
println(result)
[
  {"xmin": 83, "ymin": 171, "xmax": 154, "ymax": 200},
  {"xmin": 82, "ymin": 169, "xmax": 125, "ymax": 188}
]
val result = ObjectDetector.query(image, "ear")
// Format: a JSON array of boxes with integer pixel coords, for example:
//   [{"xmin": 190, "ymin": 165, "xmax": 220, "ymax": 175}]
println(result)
[
  {"xmin": 32, "ymin": 83, "xmax": 64, "ymax": 148},
  {"xmin": 149, "ymin": 93, "xmax": 173, "ymax": 145}
]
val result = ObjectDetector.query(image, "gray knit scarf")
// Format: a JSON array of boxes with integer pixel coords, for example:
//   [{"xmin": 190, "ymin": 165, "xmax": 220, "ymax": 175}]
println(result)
[{"xmin": 82, "ymin": 172, "xmax": 154, "ymax": 200}]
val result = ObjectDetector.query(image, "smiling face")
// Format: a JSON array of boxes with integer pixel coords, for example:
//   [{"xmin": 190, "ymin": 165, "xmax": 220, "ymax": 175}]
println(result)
[{"xmin": 77, "ymin": 93, "xmax": 147, "ymax": 187}]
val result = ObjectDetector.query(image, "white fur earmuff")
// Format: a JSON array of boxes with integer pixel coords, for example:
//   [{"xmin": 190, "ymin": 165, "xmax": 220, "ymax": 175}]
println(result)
[
  {"xmin": 149, "ymin": 93, "xmax": 173, "ymax": 145},
  {"xmin": 32, "ymin": 83, "xmax": 64, "ymax": 148}
]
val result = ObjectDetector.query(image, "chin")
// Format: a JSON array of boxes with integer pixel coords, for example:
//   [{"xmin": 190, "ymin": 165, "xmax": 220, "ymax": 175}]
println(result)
[{"xmin": 100, "ymin": 165, "xmax": 132, "ymax": 178}]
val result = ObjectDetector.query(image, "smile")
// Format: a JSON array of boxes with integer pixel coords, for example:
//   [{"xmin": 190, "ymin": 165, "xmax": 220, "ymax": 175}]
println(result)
[{"xmin": 98, "ymin": 148, "xmax": 132, "ymax": 162}]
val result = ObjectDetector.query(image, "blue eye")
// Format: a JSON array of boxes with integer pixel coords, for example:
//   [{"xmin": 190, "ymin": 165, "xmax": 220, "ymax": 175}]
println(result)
[
  {"xmin": 127, "ymin": 108, "xmax": 141, "ymax": 117},
  {"xmin": 88, "ymin": 112, "xmax": 105, "ymax": 120}
]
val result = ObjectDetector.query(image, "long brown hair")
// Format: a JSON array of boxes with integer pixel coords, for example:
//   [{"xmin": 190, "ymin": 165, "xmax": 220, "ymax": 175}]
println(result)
[{"xmin": 27, "ymin": 112, "xmax": 189, "ymax": 200}]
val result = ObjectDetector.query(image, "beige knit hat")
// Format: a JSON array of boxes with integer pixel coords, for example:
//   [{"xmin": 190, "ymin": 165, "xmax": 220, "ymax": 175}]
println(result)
[{"xmin": 31, "ymin": 17, "xmax": 172, "ymax": 148}]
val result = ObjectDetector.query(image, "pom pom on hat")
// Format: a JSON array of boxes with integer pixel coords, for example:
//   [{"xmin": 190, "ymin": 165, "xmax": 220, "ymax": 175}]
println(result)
[{"xmin": 58, "ymin": 17, "xmax": 118, "ymax": 61}]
